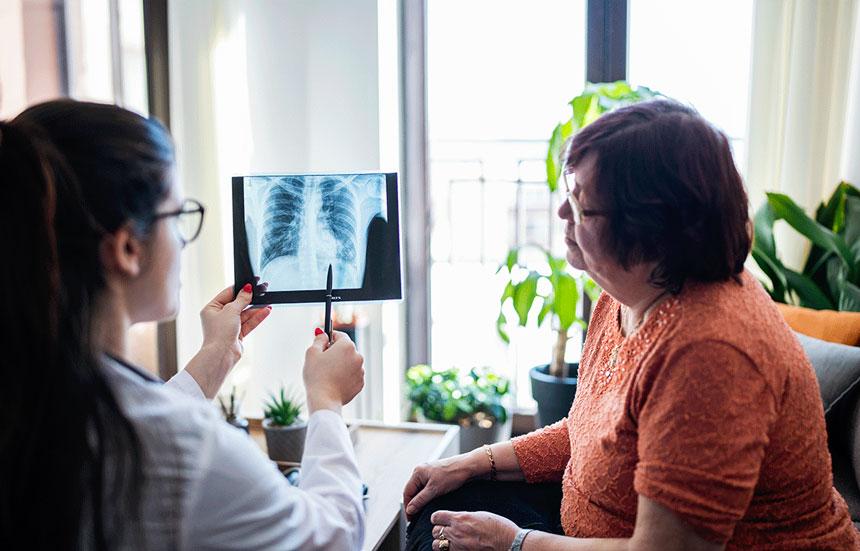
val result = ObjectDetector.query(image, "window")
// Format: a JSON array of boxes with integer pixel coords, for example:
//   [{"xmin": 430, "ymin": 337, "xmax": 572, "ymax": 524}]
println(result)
[
  {"xmin": 628, "ymin": 0, "xmax": 754, "ymax": 170},
  {"xmin": 427, "ymin": 0, "xmax": 587, "ymax": 408}
]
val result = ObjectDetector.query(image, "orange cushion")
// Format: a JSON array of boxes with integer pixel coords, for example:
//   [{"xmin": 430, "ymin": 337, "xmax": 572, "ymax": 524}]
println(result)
[{"xmin": 776, "ymin": 303, "xmax": 860, "ymax": 346}]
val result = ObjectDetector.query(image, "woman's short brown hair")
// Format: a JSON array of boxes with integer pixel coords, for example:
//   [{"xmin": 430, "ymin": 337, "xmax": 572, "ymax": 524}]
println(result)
[{"xmin": 564, "ymin": 99, "xmax": 750, "ymax": 293}]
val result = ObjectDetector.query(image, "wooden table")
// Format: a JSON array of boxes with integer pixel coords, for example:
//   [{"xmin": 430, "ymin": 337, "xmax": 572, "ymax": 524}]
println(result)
[{"xmin": 250, "ymin": 420, "xmax": 460, "ymax": 550}]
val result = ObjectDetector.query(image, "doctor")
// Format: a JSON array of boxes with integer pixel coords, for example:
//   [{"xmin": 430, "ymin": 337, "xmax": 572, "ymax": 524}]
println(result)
[{"xmin": 0, "ymin": 100, "xmax": 365, "ymax": 549}]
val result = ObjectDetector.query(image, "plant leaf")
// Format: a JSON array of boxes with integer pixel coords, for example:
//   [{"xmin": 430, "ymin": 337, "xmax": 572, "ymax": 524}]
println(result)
[
  {"xmin": 496, "ymin": 311, "xmax": 510, "ymax": 344},
  {"xmin": 554, "ymin": 273, "xmax": 580, "ymax": 331},
  {"xmin": 505, "ymin": 248, "xmax": 518, "ymax": 272},
  {"xmin": 500, "ymin": 281, "xmax": 515, "ymax": 304},
  {"xmin": 843, "ymin": 195, "xmax": 860, "ymax": 260},
  {"xmin": 537, "ymin": 298, "xmax": 553, "ymax": 327},
  {"xmin": 753, "ymin": 200, "xmax": 778, "ymax": 259},
  {"xmin": 512, "ymin": 273, "xmax": 539, "ymax": 326},
  {"xmin": 784, "ymin": 268, "xmax": 835, "ymax": 309},
  {"xmin": 751, "ymin": 247, "xmax": 787, "ymax": 302},
  {"xmin": 827, "ymin": 256, "xmax": 848, "ymax": 304},
  {"xmin": 546, "ymin": 124, "xmax": 564, "ymax": 192},
  {"xmin": 766, "ymin": 192, "xmax": 854, "ymax": 274},
  {"xmin": 840, "ymin": 282, "xmax": 860, "ymax": 312}
]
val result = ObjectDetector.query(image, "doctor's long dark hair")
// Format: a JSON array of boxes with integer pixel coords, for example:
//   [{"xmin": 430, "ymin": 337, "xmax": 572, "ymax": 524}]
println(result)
[{"xmin": 0, "ymin": 100, "xmax": 174, "ymax": 549}]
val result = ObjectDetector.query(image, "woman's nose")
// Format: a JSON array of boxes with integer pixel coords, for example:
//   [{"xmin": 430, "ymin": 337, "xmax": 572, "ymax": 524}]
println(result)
[{"xmin": 558, "ymin": 197, "xmax": 572, "ymax": 221}]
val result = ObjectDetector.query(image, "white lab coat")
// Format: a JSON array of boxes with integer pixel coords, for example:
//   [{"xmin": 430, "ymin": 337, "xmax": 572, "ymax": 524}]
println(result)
[{"xmin": 103, "ymin": 356, "xmax": 365, "ymax": 550}]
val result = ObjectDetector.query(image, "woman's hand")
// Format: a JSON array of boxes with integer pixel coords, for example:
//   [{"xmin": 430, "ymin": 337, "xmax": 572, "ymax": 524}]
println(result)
[
  {"xmin": 430, "ymin": 510, "xmax": 519, "ymax": 551},
  {"xmin": 302, "ymin": 330, "xmax": 365, "ymax": 414},
  {"xmin": 403, "ymin": 454, "xmax": 484, "ymax": 521},
  {"xmin": 184, "ymin": 281, "xmax": 271, "ymax": 399},
  {"xmin": 200, "ymin": 280, "xmax": 270, "ymax": 361}
]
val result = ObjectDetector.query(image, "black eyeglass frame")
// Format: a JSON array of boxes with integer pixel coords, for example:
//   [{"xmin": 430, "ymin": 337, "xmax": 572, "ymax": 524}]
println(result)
[{"xmin": 151, "ymin": 198, "xmax": 206, "ymax": 246}]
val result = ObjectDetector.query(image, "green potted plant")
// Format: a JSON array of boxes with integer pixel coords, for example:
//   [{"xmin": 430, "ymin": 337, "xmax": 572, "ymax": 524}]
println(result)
[
  {"xmin": 752, "ymin": 181, "xmax": 860, "ymax": 311},
  {"xmin": 406, "ymin": 364, "xmax": 511, "ymax": 452},
  {"xmin": 498, "ymin": 81, "xmax": 658, "ymax": 426},
  {"xmin": 262, "ymin": 387, "xmax": 306, "ymax": 463},
  {"xmin": 218, "ymin": 385, "xmax": 249, "ymax": 433},
  {"xmin": 497, "ymin": 246, "xmax": 599, "ymax": 426}
]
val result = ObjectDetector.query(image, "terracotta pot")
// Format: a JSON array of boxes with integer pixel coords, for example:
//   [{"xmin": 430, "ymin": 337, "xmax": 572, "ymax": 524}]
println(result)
[{"xmin": 263, "ymin": 418, "xmax": 307, "ymax": 463}]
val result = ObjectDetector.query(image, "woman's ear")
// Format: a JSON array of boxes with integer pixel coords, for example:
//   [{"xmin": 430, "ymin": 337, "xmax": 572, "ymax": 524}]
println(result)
[{"xmin": 100, "ymin": 223, "xmax": 144, "ymax": 278}]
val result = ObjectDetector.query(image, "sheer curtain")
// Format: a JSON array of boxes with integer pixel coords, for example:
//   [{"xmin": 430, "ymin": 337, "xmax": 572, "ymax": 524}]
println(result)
[
  {"xmin": 169, "ymin": 0, "xmax": 391, "ymax": 419},
  {"xmin": 746, "ymin": 0, "xmax": 860, "ymax": 269}
]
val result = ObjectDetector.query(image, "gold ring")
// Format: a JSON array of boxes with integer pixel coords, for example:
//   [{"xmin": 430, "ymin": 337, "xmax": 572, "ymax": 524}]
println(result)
[
  {"xmin": 439, "ymin": 537, "xmax": 450, "ymax": 551},
  {"xmin": 439, "ymin": 527, "xmax": 445, "ymax": 540}
]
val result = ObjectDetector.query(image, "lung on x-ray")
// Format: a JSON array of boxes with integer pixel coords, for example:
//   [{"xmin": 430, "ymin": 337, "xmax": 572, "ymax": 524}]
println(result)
[{"xmin": 232, "ymin": 173, "xmax": 402, "ymax": 305}]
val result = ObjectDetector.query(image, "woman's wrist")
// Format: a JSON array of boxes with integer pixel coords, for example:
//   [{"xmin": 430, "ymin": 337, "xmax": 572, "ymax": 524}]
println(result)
[
  {"xmin": 306, "ymin": 392, "xmax": 343, "ymax": 415},
  {"xmin": 184, "ymin": 342, "xmax": 237, "ymax": 399},
  {"xmin": 464, "ymin": 446, "xmax": 493, "ymax": 479}
]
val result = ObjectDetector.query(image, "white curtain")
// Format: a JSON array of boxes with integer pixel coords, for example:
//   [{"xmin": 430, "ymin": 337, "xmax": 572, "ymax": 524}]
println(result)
[
  {"xmin": 169, "ymin": 0, "xmax": 391, "ymax": 419},
  {"xmin": 746, "ymin": 0, "xmax": 860, "ymax": 269}
]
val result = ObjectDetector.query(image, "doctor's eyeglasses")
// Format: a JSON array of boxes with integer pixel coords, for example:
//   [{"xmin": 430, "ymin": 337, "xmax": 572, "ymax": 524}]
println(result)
[{"xmin": 152, "ymin": 198, "xmax": 206, "ymax": 247}]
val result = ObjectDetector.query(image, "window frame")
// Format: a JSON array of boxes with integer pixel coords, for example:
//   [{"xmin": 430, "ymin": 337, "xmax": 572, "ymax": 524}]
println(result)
[{"xmin": 403, "ymin": 0, "xmax": 629, "ymax": 368}]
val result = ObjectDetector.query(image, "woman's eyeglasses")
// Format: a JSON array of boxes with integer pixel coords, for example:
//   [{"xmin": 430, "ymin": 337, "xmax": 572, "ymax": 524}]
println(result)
[
  {"xmin": 152, "ymin": 198, "xmax": 205, "ymax": 247},
  {"xmin": 562, "ymin": 171, "xmax": 610, "ymax": 225}
]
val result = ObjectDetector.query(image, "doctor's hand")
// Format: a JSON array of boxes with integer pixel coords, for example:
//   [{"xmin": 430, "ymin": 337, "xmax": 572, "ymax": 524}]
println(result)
[
  {"xmin": 184, "ymin": 281, "xmax": 272, "ymax": 399},
  {"xmin": 303, "ymin": 330, "xmax": 365, "ymax": 414},
  {"xmin": 200, "ymin": 281, "xmax": 271, "ymax": 361}
]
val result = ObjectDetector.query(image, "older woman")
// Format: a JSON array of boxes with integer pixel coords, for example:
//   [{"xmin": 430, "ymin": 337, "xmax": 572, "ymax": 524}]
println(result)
[{"xmin": 403, "ymin": 100, "xmax": 859, "ymax": 550}]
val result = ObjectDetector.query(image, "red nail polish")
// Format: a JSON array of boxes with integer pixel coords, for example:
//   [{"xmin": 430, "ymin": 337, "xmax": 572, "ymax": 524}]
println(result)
[
  {"xmin": 242, "ymin": 283, "xmax": 252, "ymax": 293},
  {"xmin": 314, "ymin": 328, "xmax": 324, "ymax": 336}
]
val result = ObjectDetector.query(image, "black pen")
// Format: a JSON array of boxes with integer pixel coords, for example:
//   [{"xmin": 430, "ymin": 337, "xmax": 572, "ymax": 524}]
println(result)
[{"xmin": 324, "ymin": 264, "xmax": 333, "ymax": 345}]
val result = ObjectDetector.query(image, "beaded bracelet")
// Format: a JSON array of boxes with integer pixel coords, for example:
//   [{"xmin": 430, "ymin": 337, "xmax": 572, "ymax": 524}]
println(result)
[{"xmin": 483, "ymin": 444, "xmax": 497, "ymax": 481}]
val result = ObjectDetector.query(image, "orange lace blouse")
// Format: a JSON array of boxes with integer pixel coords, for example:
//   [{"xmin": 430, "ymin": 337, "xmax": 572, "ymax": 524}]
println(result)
[{"xmin": 511, "ymin": 271, "xmax": 859, "ymax": 548}]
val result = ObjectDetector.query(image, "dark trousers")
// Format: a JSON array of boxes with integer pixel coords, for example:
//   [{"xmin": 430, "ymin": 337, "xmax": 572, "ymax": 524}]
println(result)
[{"xmin": 405, "ymin": 480, "xmax": 564, "ymax": 551}]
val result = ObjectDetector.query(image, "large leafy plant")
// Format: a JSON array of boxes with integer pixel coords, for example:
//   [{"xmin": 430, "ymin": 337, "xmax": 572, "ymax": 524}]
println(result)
[
  {"xmin": 497, "ymin": 81, "xmax": 657, "ymax": 378},
  {"xmin": 546, "ymin": 81, "xmax": 659, "ymax": 191},
  {"xmin": 753, "ymin": 182, "xmax": 860, "ymax": 311},
  {"xmin": 497, "ymin": 246, "xmax": 600, "ymax": 378},
  {"xmin": 406, "ymin": 364, "xmax": 510, "ymax": 427}
]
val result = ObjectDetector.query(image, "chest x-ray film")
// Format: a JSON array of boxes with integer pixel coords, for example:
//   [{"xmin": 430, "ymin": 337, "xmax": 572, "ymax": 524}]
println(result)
[{"xmin": 232, "ymin": 173, "xmax": 402, "ymax": 305}]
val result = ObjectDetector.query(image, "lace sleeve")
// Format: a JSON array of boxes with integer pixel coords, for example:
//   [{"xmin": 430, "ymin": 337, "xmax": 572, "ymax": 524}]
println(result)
[{"xmin": 511, "ymin": 418, "xmax": 572, "ymax": 483}]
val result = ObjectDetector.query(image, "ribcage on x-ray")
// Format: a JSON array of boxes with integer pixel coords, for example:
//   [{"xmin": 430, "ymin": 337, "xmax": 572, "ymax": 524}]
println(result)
[
  {"xmin": 261, "ymin": 177, "xmax": 305, "ymax": 272},
  {"xmin": 318, "ymin": 177, "xmax": 357, "ymax": 262}
]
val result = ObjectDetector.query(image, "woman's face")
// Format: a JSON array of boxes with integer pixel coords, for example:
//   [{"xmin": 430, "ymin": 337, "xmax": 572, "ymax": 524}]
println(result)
[
  {"xmin": 557, "ymin": 153, "xmax": 620, "ymax": 288},
  {"xmin": 126, "ymin": 174, "xmax": 183, "ymax": 323}
]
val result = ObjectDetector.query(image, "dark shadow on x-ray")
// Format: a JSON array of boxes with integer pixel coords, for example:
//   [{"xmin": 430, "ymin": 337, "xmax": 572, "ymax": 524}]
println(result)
[{"xmin": 244, "ymin": 174, "xmax": 387, "ymax": 291}]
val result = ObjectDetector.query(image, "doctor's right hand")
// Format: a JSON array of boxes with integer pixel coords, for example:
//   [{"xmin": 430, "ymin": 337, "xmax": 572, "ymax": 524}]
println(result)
[{"xmin": 303, "ymin": 329, "xmax": 365, "ymax": 414}]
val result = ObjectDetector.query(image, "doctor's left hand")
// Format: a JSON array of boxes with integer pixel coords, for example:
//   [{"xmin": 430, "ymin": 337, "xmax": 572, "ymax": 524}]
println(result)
[
  {"xmin": 430, "ymin": 510, "xmax": 519, "ymax": 551},
  {"xmin": 200, "ymin": 280, "xmax": 271, "ymax": 362},
  {"xmin": 184, "ymin": 281, "xmax": 271, "ymax": 399}
]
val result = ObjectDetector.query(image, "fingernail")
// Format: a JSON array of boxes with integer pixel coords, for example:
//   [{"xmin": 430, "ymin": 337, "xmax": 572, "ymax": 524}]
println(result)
[
  {"xmin": 242, "ymin": 283, "xmax": 252, "ymax": 293},
  {"xmin": 314, "ymin": 327, "xmax": 324, "ymax": 336},
  {"xmin": 266, "ymin": 306, "xmax": 272, "ymax": 310}
]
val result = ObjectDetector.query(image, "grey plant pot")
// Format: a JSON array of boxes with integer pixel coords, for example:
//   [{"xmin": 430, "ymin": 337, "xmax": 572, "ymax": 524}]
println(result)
[
  {"xmin": 530, "ymin": 363, "xmax": 578, "ymax": 428},
  {"xmin": 263, "ymin": 418, "xmax": 307, "ymax": 463},
  {"xmin": 458, "ymin": 418, "xmax": 512, "ymax": 453}
]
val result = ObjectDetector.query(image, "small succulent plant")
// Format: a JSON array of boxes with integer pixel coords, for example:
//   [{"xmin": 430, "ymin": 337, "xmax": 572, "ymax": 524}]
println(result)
[{"xmin": 263, "ymin": 388, "xmax": 304, "ymax": 427}]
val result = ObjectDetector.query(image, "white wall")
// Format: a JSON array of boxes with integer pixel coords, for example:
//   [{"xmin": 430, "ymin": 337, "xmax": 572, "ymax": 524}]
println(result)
[
  {"xmin": 169, "ymin": 0, "xmax": 384, "ymax": 418},
  {"xmin": 0, "ymin": 0, "xmax": 27, "ymax": 118}
]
